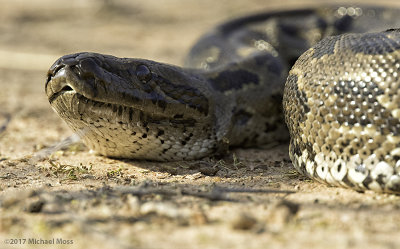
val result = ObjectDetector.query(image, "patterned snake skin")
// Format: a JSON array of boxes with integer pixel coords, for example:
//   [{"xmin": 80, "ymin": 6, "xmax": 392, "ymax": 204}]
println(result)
[{"xmin": 46, "ymin": 6, "xmax": 400, "ymax": 193}]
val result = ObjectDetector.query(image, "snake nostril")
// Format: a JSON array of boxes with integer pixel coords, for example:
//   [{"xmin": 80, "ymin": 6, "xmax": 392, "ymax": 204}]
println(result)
[
  {"xmin": 46, "ymin": 63, "xmax": 65, "ymax": 90},
  {"xmin": 50, "ymin": 64, "xmax": 65, "ymax": 76},
  {"xmin": 48, "ymin": 53, "xmax": 83, "ymax": 78}
]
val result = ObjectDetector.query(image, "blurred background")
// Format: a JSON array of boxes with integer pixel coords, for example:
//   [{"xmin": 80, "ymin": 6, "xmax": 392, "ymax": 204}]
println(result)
[
  {"xmin": 1, "ymin": 0, "xmax": 399, "ymax": 71},
  {"xmin": 0, "ymin": 0, "xmax": 280, "ymax": 70}
]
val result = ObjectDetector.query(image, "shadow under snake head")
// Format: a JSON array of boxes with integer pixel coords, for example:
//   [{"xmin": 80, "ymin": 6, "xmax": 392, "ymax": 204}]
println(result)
[{"xmin": 45, "ymin": 52, "xmax": 231, "ymax": 161}]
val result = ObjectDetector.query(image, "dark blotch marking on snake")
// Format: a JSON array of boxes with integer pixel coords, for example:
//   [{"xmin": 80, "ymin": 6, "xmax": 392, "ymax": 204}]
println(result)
[
  {"xmin": 157, "ymin": 77, "xmax": 209, "ymax": 115},
  {"xmin": 311, "ymin": 35, "xmax": 342, "ymax": 59},
  {"xmin": 332, "ymin": 80, "xmax": 399, "ymax": 131},
  {"xmin": 233, "ymin": 109, "xmax": 253, "ymax": 126},
  {"xmin": 345, "ymin": 31, "xmax": 400, "ymax": 54},
  {"xmin": 210, "ymin": 69, "xmax": 259, "ymax": 92}
]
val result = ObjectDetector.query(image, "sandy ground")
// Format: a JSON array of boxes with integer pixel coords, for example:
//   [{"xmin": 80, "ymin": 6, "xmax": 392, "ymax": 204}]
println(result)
[{"xmin": 1, "ymin": 0, "xmax": 400, "ymax": 249}]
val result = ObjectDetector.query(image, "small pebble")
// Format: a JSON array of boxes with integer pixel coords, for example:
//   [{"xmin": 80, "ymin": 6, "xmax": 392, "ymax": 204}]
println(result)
[
  {"xmin": 231, "ymin": 213, "xmax": 257, "ymax": 230},
  {"xmin": 24, "ymin": 199, "xmax": 45, "ymax": 213}
]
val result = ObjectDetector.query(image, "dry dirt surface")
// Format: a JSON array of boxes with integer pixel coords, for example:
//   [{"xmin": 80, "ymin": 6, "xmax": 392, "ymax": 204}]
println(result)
[{"xmin": 1, "ymin": 0, "xmax": 400, "ymax": 249}]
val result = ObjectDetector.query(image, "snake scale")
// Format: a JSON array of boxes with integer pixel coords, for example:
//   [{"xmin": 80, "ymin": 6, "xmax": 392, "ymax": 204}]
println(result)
[{"xmin": 45, "ymin": 5, "xmax": 400, "ymax": 193}]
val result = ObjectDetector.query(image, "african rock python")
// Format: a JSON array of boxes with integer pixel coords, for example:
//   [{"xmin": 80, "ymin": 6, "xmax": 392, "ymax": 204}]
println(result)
[{"xmin": 46, "ymin": 6, "xmax": 400, "ymax": 193}]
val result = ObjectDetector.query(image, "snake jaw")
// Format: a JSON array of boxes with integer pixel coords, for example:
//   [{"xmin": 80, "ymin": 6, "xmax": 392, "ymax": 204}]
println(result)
[
  {"xmin": 46, "ymin": 54, "xmax": 101, "ymax": 104},
  {"xmin": 46, "ymin": 68, "xmax": 77, "ymax": 103}
]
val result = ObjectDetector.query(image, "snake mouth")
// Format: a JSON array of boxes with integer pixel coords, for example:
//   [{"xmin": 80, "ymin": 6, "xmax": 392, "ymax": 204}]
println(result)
[
  {"xmin": 46, "ymin": 53, "xmax": 99, "ymax": 104},
  {"xmin": 46, "ymin": 67, "xmax": 77, "ymax": 103}
]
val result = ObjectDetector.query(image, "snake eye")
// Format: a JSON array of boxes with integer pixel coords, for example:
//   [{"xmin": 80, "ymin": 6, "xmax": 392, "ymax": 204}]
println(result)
[{"xmin": 136, "ymin": 64, "xmax": 152, "ymax": 83}]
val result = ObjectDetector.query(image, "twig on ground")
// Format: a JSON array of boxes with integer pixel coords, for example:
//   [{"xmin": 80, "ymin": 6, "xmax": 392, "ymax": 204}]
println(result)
[{"xmin": 31, "ymin": 128, "xmax": 88, "ymax": 163}]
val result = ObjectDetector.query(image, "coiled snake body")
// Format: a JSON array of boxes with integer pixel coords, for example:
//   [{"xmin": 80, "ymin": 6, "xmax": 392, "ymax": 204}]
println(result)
[{"xmin": 46, "ymin": 6, "xmax": 400, "ymax": 193}]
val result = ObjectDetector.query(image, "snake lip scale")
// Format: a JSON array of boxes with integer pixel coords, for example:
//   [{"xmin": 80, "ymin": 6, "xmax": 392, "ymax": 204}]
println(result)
[{"xmin": 46, "ymin": 5, "xmax": 400, "ymax": 194}]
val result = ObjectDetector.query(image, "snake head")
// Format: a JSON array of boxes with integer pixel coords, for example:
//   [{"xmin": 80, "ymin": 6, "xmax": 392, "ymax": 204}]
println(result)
[
  {"xmin": 46, "ymin": 52, "xmax": 210, "ymax": 117},
  {"xmin": 45, "ymin": 52, "xmax": 224, "ymax": 160}
]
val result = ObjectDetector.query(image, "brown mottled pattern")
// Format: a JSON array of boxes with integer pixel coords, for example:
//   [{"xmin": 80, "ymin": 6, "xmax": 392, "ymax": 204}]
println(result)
[{"xmin": 284, "ymin": 29, "xmax": 400, "ymax": 193}]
